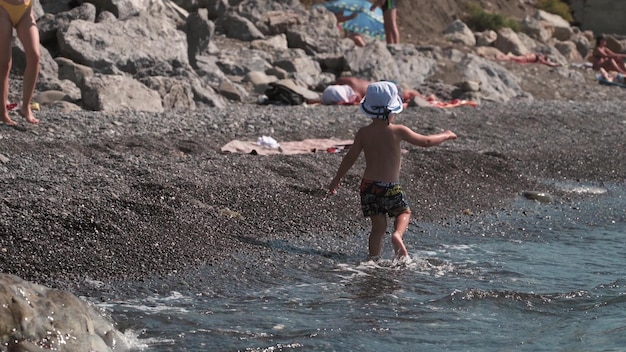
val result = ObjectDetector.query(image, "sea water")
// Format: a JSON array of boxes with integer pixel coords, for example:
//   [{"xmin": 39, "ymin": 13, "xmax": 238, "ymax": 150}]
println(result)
[{"xmin": 95, "ymin": 181, "xmax": 626, "ymax": 352}]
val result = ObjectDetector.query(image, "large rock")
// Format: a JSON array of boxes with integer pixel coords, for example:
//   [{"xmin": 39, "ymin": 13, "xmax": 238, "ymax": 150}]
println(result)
[
  {"xmin": 494, "ymin": 27, "xmax": 530, "ymax": 55},
  {"xmin": 58, "ymin": 14, "xmax": 188, "ymax": 74},
  {"xmin": 443, "ymin": 20, "xmax": 476, "ymax": 46},
  {"xmin": 459, "ymin": 54, "xmax": 525, "ymax": 102},
  {"xmin": 81, "ymin": 0, "xmax": 143, "ymax": 19},
  {"xmin": 82, "ymin": 74, "xmax": 164, "ymax": 112},
  {"xmin": 0, "ymin": 274, "xmax": 130, "ymax": 352},
  {"xmin": 37, "ymin": 2, "xmax": 97, "ymax": 44},
  {"xmin": 529, "ymin": 10, "xmax": 573, "ymax": 42},
  {"xmin": 215, "ymin": 12, "xmax": 265, "ymax": 41}
]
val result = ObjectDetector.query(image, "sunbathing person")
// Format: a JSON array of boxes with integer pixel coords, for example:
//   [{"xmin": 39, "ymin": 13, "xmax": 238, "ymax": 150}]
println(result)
[
  {"xmin": 320, "ymin": 84, "xmax": 361, "ymax": 105},
  {"xmin": 332, "ymin": 76, "xmax": 428, "ymax": 107},
  {"xmin": 591, "ymin": 35, "xmax": 626, "ymax": 74},
  {"xmin": 494, "ymin": 52, "xmax": 561, "ymax": 67}
]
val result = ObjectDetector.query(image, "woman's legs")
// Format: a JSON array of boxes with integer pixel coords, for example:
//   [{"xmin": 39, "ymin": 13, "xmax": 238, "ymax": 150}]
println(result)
[
  {"xmin": 383, "ymin": 8, "xmax": 399, "ymax": 44},
  {"xmin": 15, "ymin": 8, "xmax": 40, "ymax": 124},
  {"xmin": 0, "ymin": 7, "xmax": 15, "ymax": 125},
  {"xmin": 602, "ymin": 58, "xmax": 626, "ymax": 74}
]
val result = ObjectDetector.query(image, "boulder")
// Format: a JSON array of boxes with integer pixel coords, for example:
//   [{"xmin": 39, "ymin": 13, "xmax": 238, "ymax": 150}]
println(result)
[
  {"xmin": 494, "ymin": 27, "xmax": 530, "ymax": 55},
  {"xmin": 82, "ymin": 74, "xmax": 164, "ymax": 112},
  {"xmin": 443, "ymin": 20, "xmax": 476, "ymax": 46},
  {"xmin": 458, "ymin": 54, "xmax": 525, "ymax": 102},
  {"xmin": 58, "ymin": 14, "xmax": 188, "ymax": 74},
  {"xmin": 0, "ymin": 274, "xmax": 130, "ymax": 352}
]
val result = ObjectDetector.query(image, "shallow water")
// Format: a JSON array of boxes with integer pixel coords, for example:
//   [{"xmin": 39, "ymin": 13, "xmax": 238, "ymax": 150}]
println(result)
[{"xmin": 97, "ymin": 182, "xmax": 626, "ymax": 351}]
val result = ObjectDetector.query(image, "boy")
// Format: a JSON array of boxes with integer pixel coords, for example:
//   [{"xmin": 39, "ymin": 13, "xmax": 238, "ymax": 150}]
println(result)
[{"xmin": 328, "ymin": 81, "xmax": 457, "ymax": 260}]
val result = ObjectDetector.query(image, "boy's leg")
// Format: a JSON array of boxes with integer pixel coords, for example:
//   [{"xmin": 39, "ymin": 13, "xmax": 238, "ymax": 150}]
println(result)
[
  {"xmin": 0, "ymin": 8, "xmax": 15, "ymax": 125},
  {"xmin": 368, "ymin": 214, "xmax": 387, "ymax": 258},
  {"xmin": 15, "ymin": 9, "xmax": 40, "ymax": 124},
  {"xmin": 391, "ymin": 210, "xmax": 410, "ymax": 258}
]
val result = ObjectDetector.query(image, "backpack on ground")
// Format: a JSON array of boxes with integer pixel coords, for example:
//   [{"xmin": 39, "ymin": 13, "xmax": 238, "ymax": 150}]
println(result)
[{"xmin": 261, "ymin": 81, "xmax": 306, "ymax": 106}]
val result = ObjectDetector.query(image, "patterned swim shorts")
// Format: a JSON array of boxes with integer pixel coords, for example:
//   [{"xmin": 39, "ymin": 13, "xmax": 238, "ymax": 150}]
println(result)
[{"xmin": 359, "ymin": 179, "xmax": 410, "ymax": 217}]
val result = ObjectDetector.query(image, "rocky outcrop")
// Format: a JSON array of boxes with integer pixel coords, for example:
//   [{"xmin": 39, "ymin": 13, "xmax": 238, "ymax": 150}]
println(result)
[
  {"xmin": 0, "ymin": 274, "xmax": 129, "ymax": 352},
  {"xmin": 13, "ymin": 0, "xmax": 617, "ymax": 111}
]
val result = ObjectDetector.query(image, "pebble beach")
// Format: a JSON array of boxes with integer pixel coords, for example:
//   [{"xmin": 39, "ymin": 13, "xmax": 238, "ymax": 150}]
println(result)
[{"xmin": 1, "ymin": 96, "xmax": 625, "ymax": 293}]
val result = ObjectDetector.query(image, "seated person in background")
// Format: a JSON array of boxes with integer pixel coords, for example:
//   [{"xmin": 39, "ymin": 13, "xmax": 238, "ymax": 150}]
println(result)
[
  {"xmin": 494, "ymin": 52, "xmax": 562, "ymax": 67},
  {"xmin": 332, "ymin": 11, "xmax": 365, "ymax": 47},
  {"xmin": 591, "ymin": 35, "xmax": 626, "ymax": 74}
]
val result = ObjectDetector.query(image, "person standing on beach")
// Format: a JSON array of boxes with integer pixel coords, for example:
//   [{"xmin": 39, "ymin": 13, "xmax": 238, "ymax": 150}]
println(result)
[
  {"xmin": 0, "ymin": 0, "xmax": 40, "ymax": 126},
  {"xmin": 370, "ymin": 0, "xmax": 399, "ymax": 44},
  {"xmin": 328, "ymin": 81, "xmax": 457, "ymax": 260}
]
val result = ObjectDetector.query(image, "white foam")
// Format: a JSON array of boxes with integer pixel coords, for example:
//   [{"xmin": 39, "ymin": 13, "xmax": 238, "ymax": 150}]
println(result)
[
  {"xmin": 565, "ymin": 186, "xmax": 608, "ymax": 194},
  {"xmin": 552, "ymin": 181, "xmax": 608, "ymax": 194}
]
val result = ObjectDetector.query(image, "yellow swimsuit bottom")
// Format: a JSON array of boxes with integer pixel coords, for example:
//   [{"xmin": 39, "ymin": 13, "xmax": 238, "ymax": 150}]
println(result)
[{"xmin": 0, "ymin": 0, "xmax": 31, "ymax": 27}]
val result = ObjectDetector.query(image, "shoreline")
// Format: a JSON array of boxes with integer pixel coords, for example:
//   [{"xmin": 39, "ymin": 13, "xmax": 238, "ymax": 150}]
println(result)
[{"xmin": 1, "ymin": 99, "xmax": 625, "ymax": 293}]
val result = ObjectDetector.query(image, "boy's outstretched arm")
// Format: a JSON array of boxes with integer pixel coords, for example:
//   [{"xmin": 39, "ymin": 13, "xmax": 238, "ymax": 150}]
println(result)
[
  {"xmin": 400, "ymin": 126, "xmax": 457, "ymax": 148},
  {"xmin": 329, "ymin": 137, "xmax": 363, "ymax": 194}
]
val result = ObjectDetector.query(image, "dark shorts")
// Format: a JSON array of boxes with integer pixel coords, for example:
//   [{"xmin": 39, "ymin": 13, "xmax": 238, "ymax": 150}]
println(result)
[{"xmin": 360, "ymin": 179, "xmax": 410, "ymax": 218}]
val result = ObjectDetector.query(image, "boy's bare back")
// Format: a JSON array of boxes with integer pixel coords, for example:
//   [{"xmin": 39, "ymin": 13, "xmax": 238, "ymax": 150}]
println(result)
[{"xmin": 354, "ymin": 120, "xmax": 457, "ymax": 183}]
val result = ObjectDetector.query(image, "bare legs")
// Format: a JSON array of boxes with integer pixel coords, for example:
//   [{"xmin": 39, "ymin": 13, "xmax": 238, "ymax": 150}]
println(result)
[
  {"xmin": 368, "ymin": 210, "xmax": 410, "ymax": 260},
  {"xmin": 391, "ymin": 211, "xmax": 409, "ymax": 257},
  {"xmin": 602, "ymin": 58, "xmax": 626, "ymax": 74},
  {"xmin": 0, "ymin": 9, "xmax": 14, "ymax": 125},
  {"xmin": 348, "ymin": 33, "xmax": 365, "ymax": 47},
  {"xmin": 0, "ymin": 6, "xmax": 40, "ymax": 126},
  {"xmin": 16, "ymin": 10, "xmax": 40, "ymax": 124},
  {"xmin": 382, "ymin": 9, "xmax": 399, "ymax": 44}
]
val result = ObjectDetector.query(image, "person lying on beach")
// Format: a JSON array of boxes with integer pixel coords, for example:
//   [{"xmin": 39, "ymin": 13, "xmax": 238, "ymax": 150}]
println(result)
[
  {"xmin": 319, "ymin": 84, "xmax": 362, "ymax": 105},
  {"xmin": 329, "ymin": 76, "xmax": 429, "ymax": 107},
  {"xmin": 591, "ymin": 35, "xmax": 626, "ymax": 74},
  {"xmin": 494, "ymin": 52, "xmax": 562, "ymax": 67},
  {"xmin": 598, "ymin": 67, "xmax": 626, "ymax": 84},
  {"xmin": 328, "ymin": 81, "xmax": 457, "ymax": 260}
]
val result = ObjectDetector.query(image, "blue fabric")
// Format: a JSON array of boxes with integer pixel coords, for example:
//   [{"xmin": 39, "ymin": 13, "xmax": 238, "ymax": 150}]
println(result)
[
  {"xmin": 597, "ymin": 74, "xmax": 626, "ymax": 88},
  {"xmin": 314, "ymin": 0, "xmax": 385, "ymax": 40}
]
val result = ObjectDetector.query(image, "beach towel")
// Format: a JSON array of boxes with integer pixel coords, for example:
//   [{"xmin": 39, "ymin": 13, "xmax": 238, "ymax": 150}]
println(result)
[
  {"xmin": 221, "ymin": 138, "xmax": 353, "ymax": 155},
  {"xmin": 410, "ymin": 95, "xmax": 479, "ymax": 109},
  {"xmin": 428, "ymin": 98, "xmax": 479, "ymax": 108}
]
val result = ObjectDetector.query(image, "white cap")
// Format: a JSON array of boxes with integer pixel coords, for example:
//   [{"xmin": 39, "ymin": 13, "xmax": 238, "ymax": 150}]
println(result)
[{"xmin": 359, "ymin": 81, "xmax": 403, "ymax": 119}]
